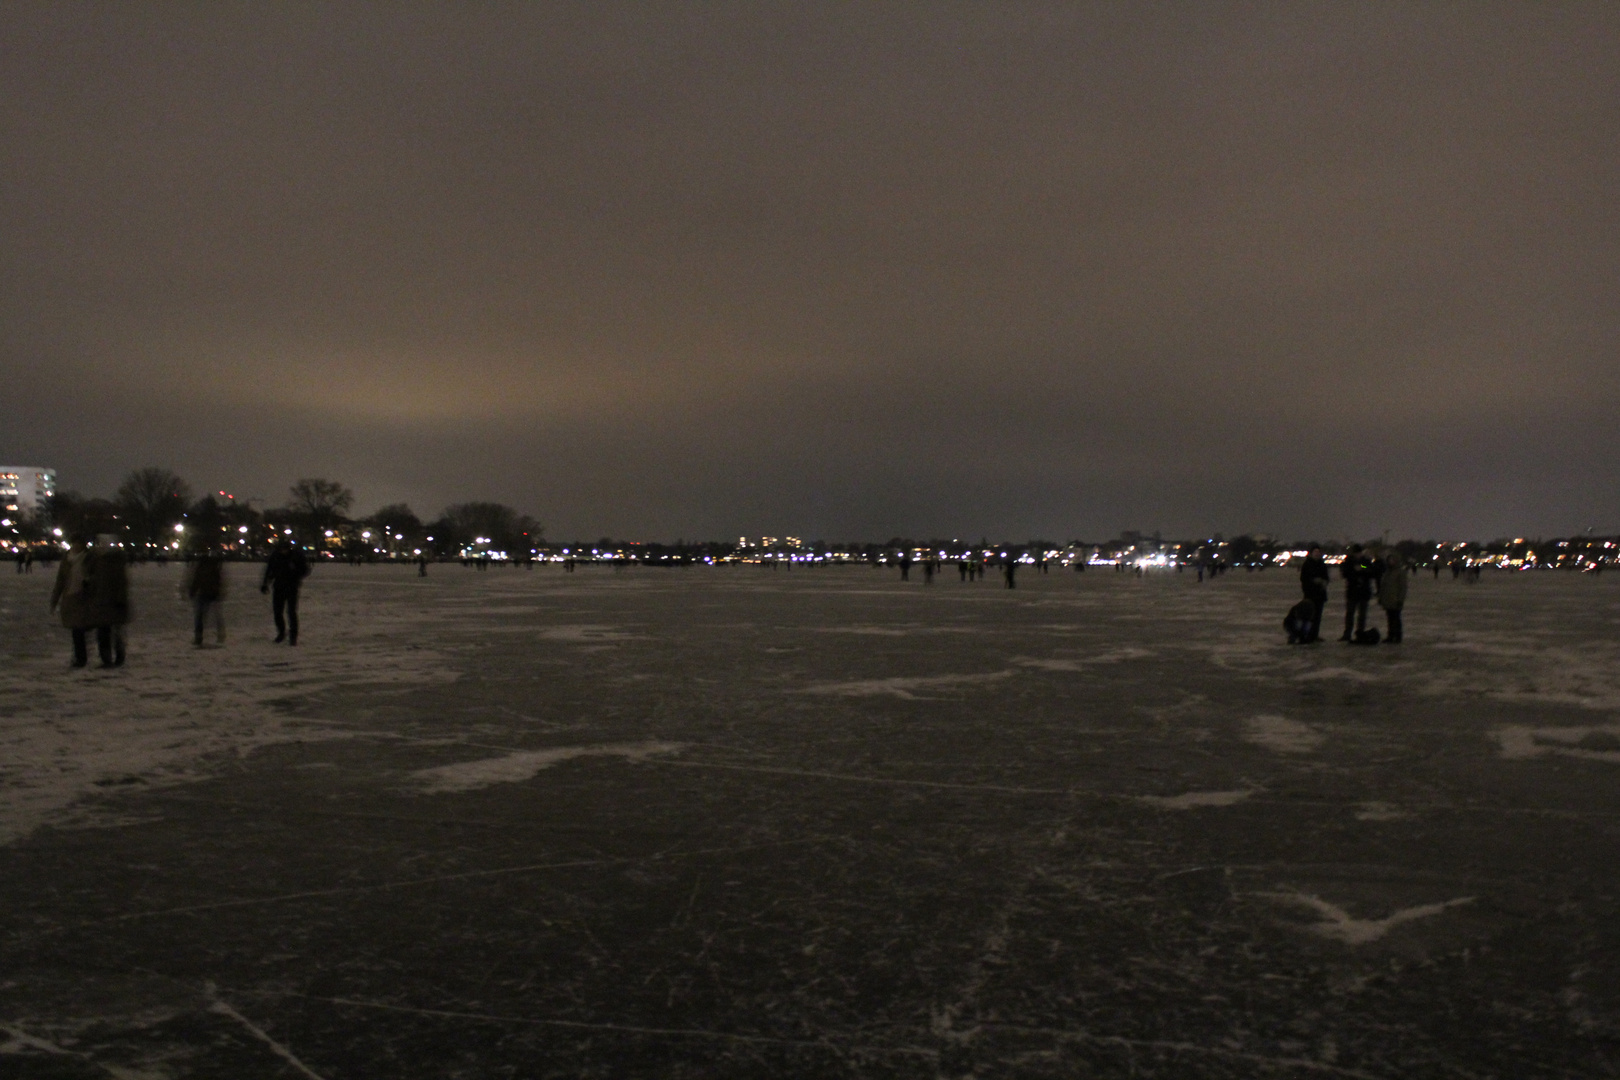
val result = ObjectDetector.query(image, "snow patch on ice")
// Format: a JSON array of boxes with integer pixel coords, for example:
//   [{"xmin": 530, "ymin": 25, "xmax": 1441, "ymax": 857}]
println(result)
[
  {"xmin": 1258, "ymin": 892, "xmax": 1474, "ymax": 945},
  {"xmin": 815, "ymin": 625, "xmax": 977, "ymax": 637},
  {"xmin": 800, "ymin": 671, "xmax": 1015, "ymax": 699},
  {"xmin": 536, "ymin": 624, "xmax": 639, "ymax": 642},
  {"xmin": 1294, "ymin": 666, "xmax": 1383, "ymax": 684},
  {"xmin": 1139, "ymin": 789, "xmax": 1255, "ymax": 810},
  {"xmin": 0, "ymin": 589, "xmax": 458, "ymax": 846},
  {"xmin": 1014, "ymin": 648, "xmax": 1154, "ymax": 671},
  {"xmin": 412, "ymin": 741, "xmax": 685, "ymax": 793},
  {"xmin": 1355, "ymin": 801, "xmax": 1410, "ymax": 821},
  {"xmin": 1494, "ymin": 725, "xmax": 1620, "ymax": 763},
  {"xmin": 1014, "ymin": 658, "xmax": 1089, "ymax": 672},
  {"xmin": 1425, "ymin": 641, "xmax": 1620, "ymax": 711},
  {"xmin": 1244, "ymin": 715, "xmax": 1324, "ymax": 754}
]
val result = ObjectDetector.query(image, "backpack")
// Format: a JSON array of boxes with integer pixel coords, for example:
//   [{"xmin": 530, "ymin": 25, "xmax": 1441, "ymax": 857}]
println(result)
[{"xmin": 1283, "ymin": 599, "xmax": 1316, "ymax": 644}]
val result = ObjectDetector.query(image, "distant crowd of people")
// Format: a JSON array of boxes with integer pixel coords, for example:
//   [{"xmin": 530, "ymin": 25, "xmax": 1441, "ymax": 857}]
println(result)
[{"xmin": 895, "ymin": 553, "xmax": 1045, "ymax": 588}]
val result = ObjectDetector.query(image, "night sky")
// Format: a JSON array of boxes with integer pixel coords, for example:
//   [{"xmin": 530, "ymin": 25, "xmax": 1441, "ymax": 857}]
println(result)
[{"xmin": 3, "ymin": 4, "xmax": 1617, "ymax": 542}]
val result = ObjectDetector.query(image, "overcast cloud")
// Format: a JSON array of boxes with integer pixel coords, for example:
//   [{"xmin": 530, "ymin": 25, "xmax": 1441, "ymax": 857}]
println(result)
[{"xmin": 3, "ymin": 3, "xmax": 1617, "ymax": 541}]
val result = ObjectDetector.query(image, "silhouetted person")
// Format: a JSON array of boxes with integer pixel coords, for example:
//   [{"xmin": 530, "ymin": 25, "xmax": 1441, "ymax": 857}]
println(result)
[
  {"xmin": 1340, "ymin": 544, "xmax": 1373, "ymax": 641},
  {"xmin": 1378, "ymin": 550, "xmax": 1408, "ymax": 644},
  {"xmin": 1004, "ymin": 558, "xmax": 1017, "ymax": 589},
  {"xmin": 1299, "ymin": 547, "xmax": 1330, "ymax": 643},
  {"xmin": 262, "ymin": 540, "xmax": 310, "ymax": 645},
  {"xmin": 85, "ymin": 534, "xmax": 130, "ymax": 666},
  {"xmin": 898, "ymin": 553, "xmax": 912, "ymax": 581},
  {"xmin": 418, "ymin": 554, "xmax": 428, "ymax": 577},
  {"xmin": 923, "ymin": 560, "xmax": 934, "ymax": 584},
  {"xmin": 14, "ymin": 549, "xmax": 23, "ymax": 574},
  {"xmin": 49, "ymin": 535, "xmax": 94, "ymax": 667},
  {"xmin": 187, "ymin": 548, "xmax": 227, "ymax": 646}
]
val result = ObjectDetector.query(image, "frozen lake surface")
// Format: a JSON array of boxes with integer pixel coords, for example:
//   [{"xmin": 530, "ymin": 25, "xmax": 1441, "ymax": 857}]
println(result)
[{"xmin": 1, "ymin": 562, "xmax": 1617, "ymax": 1077}]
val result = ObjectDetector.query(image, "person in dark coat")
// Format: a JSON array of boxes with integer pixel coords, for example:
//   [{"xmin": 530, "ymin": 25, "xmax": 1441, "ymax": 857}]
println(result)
[
  {"xmin": 187, "ymin": 547, "xmax": 227, "ymax": 646},
  {"xmin": 1340, "ymin": 543, "xmax": 1374, "ymax": 641},
  {"xmin": 261, "ymin": 540, "xmax": 310, "ymax": 645},
  {"xmin": 83, "ymin": 535, "xmax": 130, "ymax": 666},
  {"xmin": 1298, "ymin": 547, "xmax": 1330, "ymax": 643}
]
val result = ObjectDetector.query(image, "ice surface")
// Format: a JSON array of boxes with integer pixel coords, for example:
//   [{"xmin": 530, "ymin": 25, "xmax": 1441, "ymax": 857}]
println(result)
[
  {"xmin": 1243, "ymin": 714, "xmax": 1325, "ymax": 754},
  {"xmin": 0, "ymin": 562, "xmax": 1617, "ymax": 1077}
]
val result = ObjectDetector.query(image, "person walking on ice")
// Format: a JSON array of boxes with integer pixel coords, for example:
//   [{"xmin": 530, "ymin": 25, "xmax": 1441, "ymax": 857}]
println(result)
[
  {"xmin": 262, "ymin": 539, "xmax": 310, "ymax": 645},
  {"xmin": 188, "ymin": 545, "xmax": 227, "ymax": 646},
  {"xmin": 1340, "ymin": 543, "xmax": 1373, "ymax": 641},
  {"xmin": 49, "ymin": 534, "xmax": 95, "ymax": 667}
]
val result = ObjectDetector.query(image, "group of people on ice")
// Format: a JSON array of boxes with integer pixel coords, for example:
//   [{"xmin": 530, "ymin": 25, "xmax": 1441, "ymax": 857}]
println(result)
[
  {"xmin": 49, "ymin": 535, "xmax": 310, "ymax": 667},
  {"xmin": 1287, "ymin": 544, "xmax": 1408, "ymax": 645}
]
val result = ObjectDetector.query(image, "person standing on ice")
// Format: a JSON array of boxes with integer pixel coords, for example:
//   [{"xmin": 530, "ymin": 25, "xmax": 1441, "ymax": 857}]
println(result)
[
  {"xmin": 1003, "ymin": 557, "xmax": 1017, "ymax": 589},
  {"xmin": 261, "ymin": 539, "xmax": 310, "ymax": 645},
  {"xmin": 49, "ymin": 534, "xmax": 96, "ymax": 667},
  {"xmin": 1298, "ymin": 547, "xmax": 1330, "ymax": 643},
  {"xmin": 1377, "ymin": 549, "xmax": 1408, "ymax": 644},
  {"xmin": 1339, "ymin": 544, "xmax": 1373, "ymax": 641}
]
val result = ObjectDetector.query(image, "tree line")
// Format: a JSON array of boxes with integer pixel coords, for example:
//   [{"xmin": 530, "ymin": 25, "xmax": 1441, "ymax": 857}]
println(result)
[{"xmin": 15, "ymin": 468, "xmax": 542, "ymax": 559}]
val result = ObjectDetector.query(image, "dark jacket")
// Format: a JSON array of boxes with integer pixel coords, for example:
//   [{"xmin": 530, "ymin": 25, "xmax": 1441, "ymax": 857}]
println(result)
[
  {"xmin": 187, "ymin": 553, "xmax": 226, "ymax": 602},
  {"xmin": 83, "ymin": 548, "xmax": 131, "ymax": 626},
  {"xmin": 1342, "ymin": 553, "xmax": 1374, "ymax": 601},
  {"xmin": 263, "ymin": 546, "xmax": 310, "ymax": 591},
  {"xmin": 1299, "ymin": 555, "xmax": 1330, "ymax": 603}
]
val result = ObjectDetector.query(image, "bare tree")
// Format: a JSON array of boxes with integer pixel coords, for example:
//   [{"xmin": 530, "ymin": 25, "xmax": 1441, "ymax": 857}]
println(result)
[
  {"xmin": 368, "ymin": 503, "xmax": 422, "ymax": 536},
  {"xmin": 287, "ymin": 478, "xmax": 354, "ymax": 538},
  {"xmin": 440, "ymin": 502, "xmax": 542, "ymax": 555},
  {"xmin": 115, "ymin": 467, "xmax": 192, "ymax": 549}
]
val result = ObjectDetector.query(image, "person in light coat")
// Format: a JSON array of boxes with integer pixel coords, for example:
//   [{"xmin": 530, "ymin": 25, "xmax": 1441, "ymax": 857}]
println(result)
[
  {"xmin": 49, "ymin": 535, "xmax": 95, "ymax": 667},
  {"xmin": 1377, "ymin": 550, "xmax": 1409, "ymax": 644}
]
